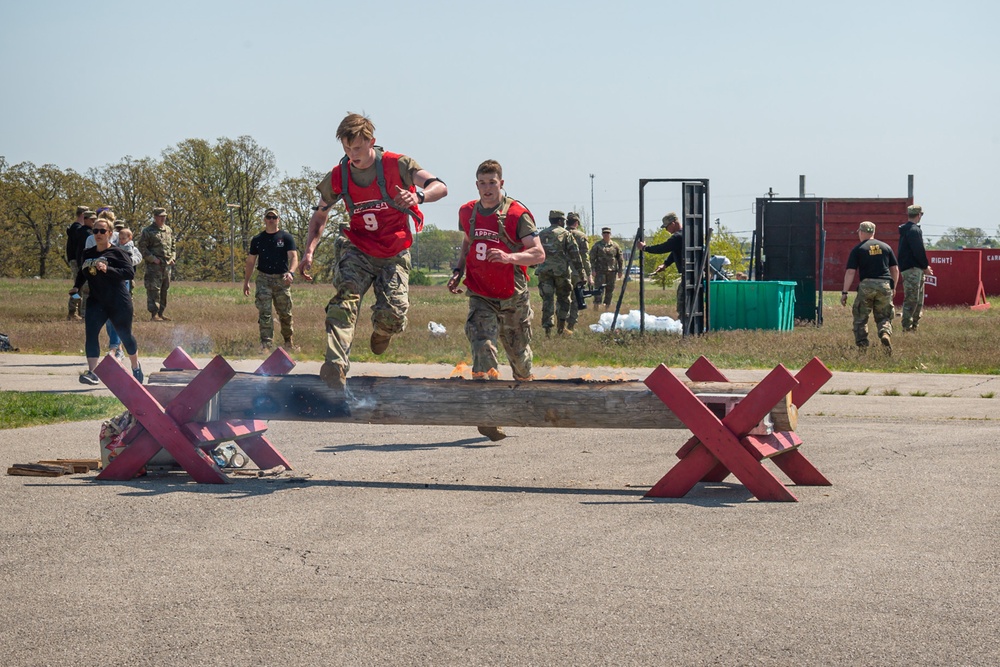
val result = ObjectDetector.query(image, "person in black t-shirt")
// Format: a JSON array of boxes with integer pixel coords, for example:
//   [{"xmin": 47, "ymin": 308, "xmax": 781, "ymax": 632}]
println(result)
[
  {"xmin": 841, "ymin": 221, "xmax": 900, "ymax": 352},
  {"xmin": 639, "ymin": 212, "xmax": 685, "ymax": 321},
  {"xmin": 243, "ymin": 208, "xmax": 299, "ymax": 351}
]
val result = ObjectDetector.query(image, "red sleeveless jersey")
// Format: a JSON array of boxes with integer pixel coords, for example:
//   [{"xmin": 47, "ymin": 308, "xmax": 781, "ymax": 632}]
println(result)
[
  {"xmin": 459, "ymin": 199, "xmax": 530, "ymax": 300},
  {"xmin": 331, "ymin": 151, "xmax": 422, "ymax": 258}
]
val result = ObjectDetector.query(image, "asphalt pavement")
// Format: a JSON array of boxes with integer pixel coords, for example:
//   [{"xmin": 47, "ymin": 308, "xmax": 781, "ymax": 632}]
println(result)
[{"xmin": 1, "ymin": 352, "xmax": 997, "ymax": 666}]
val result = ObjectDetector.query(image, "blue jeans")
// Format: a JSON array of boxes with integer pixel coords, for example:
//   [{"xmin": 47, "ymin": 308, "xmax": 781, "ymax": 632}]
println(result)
[{"xmin": 106, "ymin": 321, "xmax": 121, "ymax": 349}]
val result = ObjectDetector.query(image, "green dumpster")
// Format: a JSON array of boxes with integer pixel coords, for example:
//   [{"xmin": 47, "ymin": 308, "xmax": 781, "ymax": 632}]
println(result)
[{"xmin": 709, "ymin": 281, "xmax": 796, "ymax": 331}]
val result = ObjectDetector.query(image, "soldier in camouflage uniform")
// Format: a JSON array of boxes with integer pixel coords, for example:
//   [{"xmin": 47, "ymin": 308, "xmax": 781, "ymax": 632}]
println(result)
[
  {"xmin": 589, "ymin": 227, "xmax": 623, "ymax": 309},
  {"xmin": 841, "ymin": 221, "xmax": 900, "ymax": 352},
  {"xmin": 565, "ymin": 212, "xmax": 592, "ymax": 332},
  {"xmin": 449, "ymin": 160, "xmax": 544, "ymax": 441},
  {"xmin": 535, "ymin": 210, "xmax": 585, "ymax": 336},
  {"xmin": 896, "ymin": 204, "xmax": 934, "ymax": 331},
  {"xmin": 243, "ymin": 208, "xmax": 299, "ymax": 351},
  {"xmin": 137, "ymin": 207, "xmax": 175, "ymax": 321},
  {"xmin": 300, "ymin": 113, "xmax": 448, "ymax": 390}
]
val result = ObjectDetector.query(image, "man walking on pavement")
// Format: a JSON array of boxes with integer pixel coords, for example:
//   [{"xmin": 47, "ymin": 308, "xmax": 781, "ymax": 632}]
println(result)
[
  {"xmin": 535, "ymin": 210, "xmax": 585, "ymax": 336},
  {"xmin": 244, "ymin": 208, "xmax": 299, "ymax": 352},
  {"xmin": 897, "ymin": 204, "xmax": 933, "ymax": 332},
  {"xmin": 565, "ymin": 212, "xmax": 592, "ymax": 332},
  {"xmin": 137, "ymin": 207, "xmax": 175, "ymax": 321},
  {"xmin": 841, "ymin": 221, "xmax": 900, "ymax": 353}
]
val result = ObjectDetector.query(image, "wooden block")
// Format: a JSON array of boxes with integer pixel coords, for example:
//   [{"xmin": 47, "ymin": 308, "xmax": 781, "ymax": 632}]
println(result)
[
  {"xmin": 37, "ymin": 459, "xmax": 101, "ymax": 471},
  {"xmin": 7, "ymin": 463, "xmax": 69, "ymax": 476}
]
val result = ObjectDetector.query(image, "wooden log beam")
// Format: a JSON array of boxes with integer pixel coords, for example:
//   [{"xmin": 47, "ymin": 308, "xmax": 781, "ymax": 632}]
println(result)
[{"xmin": 148, "ymin": 372, "xmax": 797, "ymax": 432}]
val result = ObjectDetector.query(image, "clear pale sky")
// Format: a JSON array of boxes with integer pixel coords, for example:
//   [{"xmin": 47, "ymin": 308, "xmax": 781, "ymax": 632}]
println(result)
[{"xmin": 2, "ymin": 0, "xmax": 997, "ymax": 242}]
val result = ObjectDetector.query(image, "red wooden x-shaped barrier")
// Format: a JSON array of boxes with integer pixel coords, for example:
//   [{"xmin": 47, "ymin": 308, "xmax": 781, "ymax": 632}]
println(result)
[
  {"xmin": 95, "ymin": 347, "xmax": 294, "ymax": 483},
  {"xmin": 644, "ymin": 356, "xmax": 833, "ymax": 501}
]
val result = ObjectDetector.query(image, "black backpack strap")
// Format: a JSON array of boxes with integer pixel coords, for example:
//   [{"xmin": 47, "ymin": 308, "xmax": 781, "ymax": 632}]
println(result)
[{"xmin": 339, "ymin": 155, "xmax": 355, "ymax": 215}]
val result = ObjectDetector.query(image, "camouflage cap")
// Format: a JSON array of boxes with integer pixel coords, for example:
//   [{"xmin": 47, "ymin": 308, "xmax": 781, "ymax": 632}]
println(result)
[
  {"xmin": 83, "ymin": 211, "xmax": 98, "ymax": 220},
  {"xmin": 662, "ymin": 212, "xmax": 679, "ymax": 226},
  {"xmin": 152, "ymin": 207, "xmax": 168, "ymax": 217},
  {"xmin": 907, "ymin": 204, "xmax": 923, "ymax": 216},
  {"xmin": 264, "ymin": 208, "xmax": 279, "ymax": 217},
  {"xmin": 567, "ymin": 212, "xmax": 580, "ymax": 222},
  {"xmin": 601, "ymin": 227, "xmax": 612, "ymax": 234},
  {"xmin": 549, "ymin": 210, "xmax": 565, "ymax": 220},
  {"xmin": 113, "ymin": 221, "xmax": 125, "ymax": 230},
  {"xmin": 75, "ymin": 205, "xmax": 90, "ymax": 216},
  {"xmin": 857, "ymin": 221, "xmax": 876, "ymax": 234}
]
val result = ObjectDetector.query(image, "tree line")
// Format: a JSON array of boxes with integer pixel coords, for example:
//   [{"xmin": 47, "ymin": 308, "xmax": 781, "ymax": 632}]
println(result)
[{"xmin": 0, "ymin": 136, "xmax": 466, "ymax": 282}]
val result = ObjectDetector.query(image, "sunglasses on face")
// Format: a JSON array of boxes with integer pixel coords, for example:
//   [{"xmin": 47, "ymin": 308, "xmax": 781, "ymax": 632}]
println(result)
[
  {"xmin": 93, "ymin": 229, "xmax": 110, "ymax": 235},
  {"xmin": 265, "ymin": 215, "xmax": 278, "ymax": 220}
]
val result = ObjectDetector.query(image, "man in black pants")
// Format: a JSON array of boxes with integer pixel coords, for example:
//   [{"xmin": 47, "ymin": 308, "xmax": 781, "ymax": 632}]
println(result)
[{"xmin": 640, "ymin": 212, "xmax": 685, "ymax": 322}]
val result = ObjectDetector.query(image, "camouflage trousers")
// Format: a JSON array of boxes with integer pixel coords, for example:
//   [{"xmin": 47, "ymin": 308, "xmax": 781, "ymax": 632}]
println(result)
[
  {"xmin": 900, "ymin": 267, "xmax": 926, "ymax": 330},
  {"xmin": 255, "ymin": 273, "xmax": 294, "ymax": 344},
  {"xmin": 325, "ymin": 242, "xmax": 409, "ymax": 373},
  {"xmin": 536, "ymin": 271, "xmax": 573, "ymax": 330},
  {"xmin": 466, "ymin": 290, "xmax": 534, "ymax": 380},
  {"xmin": 852, "ymin": 278, "xmax": 894, "ymax": 347},
  {"xmin": 593, "ymin": 270, "xmax": 618, "ymax": 307},
  {"xmin": 144, "ymin": 262, "xmax": 171, "ymax": 315}
]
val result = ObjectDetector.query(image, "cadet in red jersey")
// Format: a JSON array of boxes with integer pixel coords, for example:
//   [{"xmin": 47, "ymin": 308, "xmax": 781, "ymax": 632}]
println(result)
[
  {"xmin": 448, "ymin": 159, "xmax": 544, "ymax": 384},
  {"xmin": 300, "ymin": 113, "xmax": 448, "ymax": 389}
]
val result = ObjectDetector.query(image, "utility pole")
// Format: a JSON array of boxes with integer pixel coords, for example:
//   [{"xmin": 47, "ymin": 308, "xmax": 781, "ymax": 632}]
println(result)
[
  {"xmin": 226, "ymin": 203, "xmax": 240, "ymax": 282},
  {"xmin": 589, "ymin": 173, "xmax": 595, "ymax": 236}
]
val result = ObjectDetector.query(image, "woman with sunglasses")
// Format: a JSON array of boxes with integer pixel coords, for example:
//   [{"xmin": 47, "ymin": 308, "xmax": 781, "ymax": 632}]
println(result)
[{"xmin": 70, "ymin": 218, "xmax": 144, "ymax": 385}]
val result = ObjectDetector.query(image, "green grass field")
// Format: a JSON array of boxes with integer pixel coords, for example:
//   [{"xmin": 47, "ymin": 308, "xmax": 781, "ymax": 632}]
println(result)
[{"xmin": 1, "ymin": 277, "xmax": 998, "ymax": 374}]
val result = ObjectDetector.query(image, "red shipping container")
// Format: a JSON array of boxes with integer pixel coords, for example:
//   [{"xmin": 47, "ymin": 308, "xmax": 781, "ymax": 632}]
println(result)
[
  {"xmin": 971, "ymin": 248, "xmax": 1000, "ymax": 296},
  {"xmin": 894, "ymin": 249, "xmax": 990, "ymax": 310}
]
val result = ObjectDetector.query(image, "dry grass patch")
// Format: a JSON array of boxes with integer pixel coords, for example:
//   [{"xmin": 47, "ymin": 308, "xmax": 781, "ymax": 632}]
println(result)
[{"xmin": 2, "ymin": 278, "xmax": 998, "ymax": 374}]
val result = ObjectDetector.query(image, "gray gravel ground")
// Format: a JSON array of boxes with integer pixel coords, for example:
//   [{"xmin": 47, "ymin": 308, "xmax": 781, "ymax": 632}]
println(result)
[{"xmin": 1, "ymin": 353, "xmax": 997, "ymax": 666}]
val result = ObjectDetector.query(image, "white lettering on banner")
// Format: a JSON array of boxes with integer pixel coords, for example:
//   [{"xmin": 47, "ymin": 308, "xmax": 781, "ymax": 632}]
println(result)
[
  {"xmin": 925, "ymin": 275, "xmax": 938, "ymax": 287},
  {"xmin": 931, "ymin": 257, "xmax": 952, "ymax": 264},
  {"xmin": 987, "ymin": 254, "xmax": 1000, "ymax": 262}
]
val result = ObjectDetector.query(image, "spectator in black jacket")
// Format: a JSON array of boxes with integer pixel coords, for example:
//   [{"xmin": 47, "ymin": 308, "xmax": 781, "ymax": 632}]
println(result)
[
  {"xmin": 897, "ymin": 204, "xmax": 934, "ymax": 331},
  {"xmin": 65, "ymin": 206, "xmax": 89, "ymax": 320},
  {"xmin": 70, "ymin": 218, "xmax": 143, "ymax": 386}
]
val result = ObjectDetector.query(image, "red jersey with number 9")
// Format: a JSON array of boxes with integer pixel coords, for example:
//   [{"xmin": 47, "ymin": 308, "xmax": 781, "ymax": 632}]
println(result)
[
  {"xmin": 459, "ymin": 199, "xmax": 530, "ymax": 300},
  {"xmin": 331, "ymin": 151, "xmax": 420, "ymax": 258}
]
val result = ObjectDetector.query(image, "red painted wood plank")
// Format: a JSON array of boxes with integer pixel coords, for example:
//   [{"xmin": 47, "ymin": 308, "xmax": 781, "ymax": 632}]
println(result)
[
  {"xmin": 720, "ymin": 364, "xmax": 798, "ymax": 437},
  {"xmin": 255, "ymin": 348, "xmax": 296, "ymax": 376},
  {"xmin": 94, "ymin": 357, "xmax": 228, "ymax": 484},
  {"xmin": 743, "ymin": 432, "xmax": 803, "ymax": 459},
  {"xmin": 645, "ymin": 365, "xmax": 797, "ymax": 501},
  {"xmin": 771, "ymin": 449, "xmax": 832, "ymax": 486},
  {"xmin": 184, "ymin": 419, "xmax": 269, "ymax": 447},
  {"xmin": 645, "ymin": 441, "xmax": 719, "ymax": 498},
  {"xmin": 685, "ymin": 356, "xmax": 730, "ymax": 382},
  {"xmin": 95, "ymin": 430, "xmax": 161, "ymax": 481},
  {"xmin": 791, "ymin": 357, "xmax": 833, "ymax": 408},
  {"xmin": 164, "ymin": 356, "xmax": 234, "ymax": 425},
  {"xmin": 163, "ymin": 347, "xmax": 200, "ymax": 371},
  {"xmin": 236, "ymin": 434, "xmax": 294, "ymax": 470}
]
